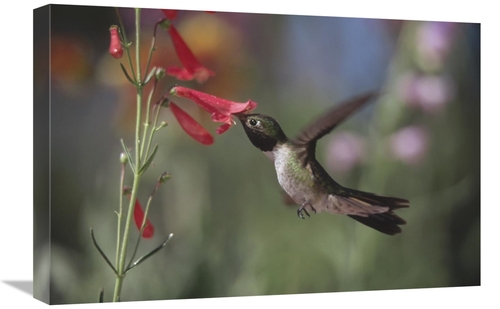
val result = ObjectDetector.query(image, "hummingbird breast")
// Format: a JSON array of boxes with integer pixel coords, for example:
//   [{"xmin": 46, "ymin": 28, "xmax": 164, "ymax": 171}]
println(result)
[{"xmin": 272, "ymin": 144, "xmax": 325, "ymax": 206}]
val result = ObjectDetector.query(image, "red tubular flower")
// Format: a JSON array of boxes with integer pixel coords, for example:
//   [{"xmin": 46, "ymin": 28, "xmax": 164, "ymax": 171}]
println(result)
[
  {"xmin": 166, "ymin": 24, "xmax": 215, "ymax": 83},
  {"xmin": 133, "ymin": 199, "xmax": 154, "ymax": 239},
  {"xmin": 162, "ymin": 9, "xmax": 215, "ymax": 19},
  {"xmin": 170, "ymin": 86, "xmax": 258, "ymax": 133},
  {"xmin": 108, "ymin": 26, "xmax": 123, "ymax": 59},
  {"xmin": 170, "ymin": 102, "xmax": 214, "ymax": 145},
  {"xmin": 161, "ymin": 9, "xmax": 178, "ymax": 20}
]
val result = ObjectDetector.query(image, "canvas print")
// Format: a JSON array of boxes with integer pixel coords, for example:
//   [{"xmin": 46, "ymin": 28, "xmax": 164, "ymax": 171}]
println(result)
[{"xmin": 33, "ymin": 4, "xmax": 480, "ymax": 305}]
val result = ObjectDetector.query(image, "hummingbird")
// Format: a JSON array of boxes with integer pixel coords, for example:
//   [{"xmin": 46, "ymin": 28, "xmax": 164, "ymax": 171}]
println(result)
[{"xmin": 235, "ymin": 92, "xmax": 409, "ymax": 235}]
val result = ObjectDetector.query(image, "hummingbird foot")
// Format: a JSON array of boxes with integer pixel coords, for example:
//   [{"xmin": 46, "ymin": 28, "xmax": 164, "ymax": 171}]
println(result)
[{"xmin": 297, "ymin": 202, "xmax": 316, "ymax": 219}]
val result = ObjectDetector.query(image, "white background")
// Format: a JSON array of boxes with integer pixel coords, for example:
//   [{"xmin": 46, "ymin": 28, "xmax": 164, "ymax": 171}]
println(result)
[{"xmin": 1, "ymin": 1, "xmax": 496, "ymax": 308}]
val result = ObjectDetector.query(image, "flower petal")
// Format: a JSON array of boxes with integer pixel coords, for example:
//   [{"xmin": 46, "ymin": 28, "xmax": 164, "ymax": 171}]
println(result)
[
  {"xmin": 167, "ymin": 25, "xmax": 215, "ymax": 82},
  {"xmin": 193, "ymin": 67, "xmax": 213, "ymax": 84},
  {"xmin": 133, "ymin": 199, "xmax": 154, "ymax": 239},
  {"xmin": 166, "ymin": 66, "xmax": 195, "ymax": 81},
  {"xmin": 170, "ymin": 102, "xmax": 214, "ymax": 145},
  {"xmin": 166, "ymin": 66, "xmax": 214, "ymax": 84},
  {"xmin": 216, "ymin": 123, "xmax": 232, "ymax": 134},
  {"xmin": 170, "ymin": 86, "xmax": 258, "ymax": 124}
]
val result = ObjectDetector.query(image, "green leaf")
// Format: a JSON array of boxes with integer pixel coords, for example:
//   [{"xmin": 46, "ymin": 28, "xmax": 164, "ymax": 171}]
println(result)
[
  {"xmin": 120, "ymin": 63, "xmax": 136, "ymax": 85},
  {"xmin": 143, "ymin": 66, "xmax": 157, "ymax": 85},
  {"xmin": 90, "ymin": 228, "xmax": 118, "ymax": 275},
  {"xmin": 138, "ymin": 144, "xmax": 158, "ymax": 175},
  {"xmin": 125, "ymin": 233, "xmax": 173, "ymax": 274}
]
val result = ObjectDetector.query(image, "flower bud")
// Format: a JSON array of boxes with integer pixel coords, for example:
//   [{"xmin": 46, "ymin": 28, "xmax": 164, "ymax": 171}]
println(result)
[
  {"xmin": 155, "ymin": 67, "xmax": 166, "ymax": 80},
  {"xmin": 120, "ymin": 152, "xmax": 128, "ymax": 164},
  {"xmin": 159, "ymin": 172, "xmax": 172, "ymax": 183},
  {"xmin": 155, "ymin": 121, "xmax": 168, "ymax": 132},
  {"xmin": 158, "ymin": 18, "xmax": 171, "ymax": 30},
  {"xmin": 109, "ymin": 25, "xmax": 123, "ymax": 59},
  {"xmin": 122, "ymin": 186, "xmax": 132, "ymax": 196}
]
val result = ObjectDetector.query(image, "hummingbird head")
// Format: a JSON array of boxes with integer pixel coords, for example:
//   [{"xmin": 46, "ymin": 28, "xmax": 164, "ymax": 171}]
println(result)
[{"xmin": 236, "ymin": 113, "xmax": 288, "ymax": 152}]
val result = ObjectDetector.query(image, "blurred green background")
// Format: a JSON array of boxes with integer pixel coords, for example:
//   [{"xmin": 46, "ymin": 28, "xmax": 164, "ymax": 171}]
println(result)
[{"xmin": 34, "ymin": 5, "xmax": 480, "ymax": 304}]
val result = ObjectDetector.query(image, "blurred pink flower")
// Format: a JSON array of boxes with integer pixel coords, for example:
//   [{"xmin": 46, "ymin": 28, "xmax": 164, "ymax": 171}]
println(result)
[
  {"xmin": 326, "ymin": 132, "xmax": 366, "ymax": 173},
  {"xmin": 389, "ymin": 126, "xmax": 429, "ymax": 165},
  {"xmin": 415, "ymin": 75, "xmax": 454, "ymax": 113},
  {"xmin": 417, "ymin": 22, "xmax": 458, "ymax": 70},
  {"xmin": 398, "ymin": 72, "xmax": 454, "ymax": 114}
]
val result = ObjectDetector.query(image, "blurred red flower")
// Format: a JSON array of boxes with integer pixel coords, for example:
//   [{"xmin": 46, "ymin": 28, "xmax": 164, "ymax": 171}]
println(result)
[
  {"xmin": 161, "ymin": 9, "xmax": 178, "ymax": 20},
  {"xmin": 133, "ymin": 199, "xmax": 154, "ymax": 239},
  {"xmin": 166, "ymin": 24, "xmax": 215, "ymax": 83}
]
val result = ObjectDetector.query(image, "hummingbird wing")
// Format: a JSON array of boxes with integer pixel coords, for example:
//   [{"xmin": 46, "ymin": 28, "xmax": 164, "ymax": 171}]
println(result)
[{"xmin": 293, "ymin": 91, "xmax": 378, "ymax": 166}]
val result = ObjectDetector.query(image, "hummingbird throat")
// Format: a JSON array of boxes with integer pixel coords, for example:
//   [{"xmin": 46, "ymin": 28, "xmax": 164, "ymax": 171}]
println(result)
[{"xmin": 242, "ymin": 126, "xmax": 281, "ymax": 152}]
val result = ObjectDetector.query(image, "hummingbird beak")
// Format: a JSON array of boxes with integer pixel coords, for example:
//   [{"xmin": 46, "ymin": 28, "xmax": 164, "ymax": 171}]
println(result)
[
  {"xmin": 234, "ymin": 113, "xmax": 247, "ymax": 120},
  {"xmin": 234, "ymin": 113, "xmax": 252, "ymax": 124}
]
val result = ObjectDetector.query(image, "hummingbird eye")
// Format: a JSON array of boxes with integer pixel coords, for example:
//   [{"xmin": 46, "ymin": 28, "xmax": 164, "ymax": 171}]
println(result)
[{"xmin": 249, "ymin": 119, "xmax": 259, "ymax": 127}]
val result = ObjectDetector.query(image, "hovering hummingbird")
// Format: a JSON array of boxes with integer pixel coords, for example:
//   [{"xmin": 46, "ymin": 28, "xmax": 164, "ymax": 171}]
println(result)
[{"xmin": 236, "ymin": 92, "xmax": 409, "ymax": 235}]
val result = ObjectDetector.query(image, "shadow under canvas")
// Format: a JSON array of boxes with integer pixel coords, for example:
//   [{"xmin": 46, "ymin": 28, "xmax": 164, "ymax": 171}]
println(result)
[{"xmin": 3, "ymin": 281, "xmax": 33, "ymax": 296}]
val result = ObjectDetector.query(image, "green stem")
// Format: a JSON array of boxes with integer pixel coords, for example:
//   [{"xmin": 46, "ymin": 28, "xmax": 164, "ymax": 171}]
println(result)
[
  {"xmin": 134, "ymin": 8, "xmax": 143, "ymax": 166},
  {"xmin": 135, "ymin": 8, "xmax": 142, "ymax": 85},
  {"xmin": 114, "ymin": 7, "xmax": 137, "ymax": 84},
  {"xmin": 143, "ymin": 21, "xmax": 161, "ymax": 82},
  {"xmin": 138, "ymin": 17, "xmax": 169, "ymax": 162},
  {"xmin": 113, "ymin": 174, "xmax": 141, "ymax": 302},
  {"xmin": 145, "ymin": 98, "xmax": 166, "ymax": 160},
  {"xmin": 115, "ymin": 162, "xmax": 126, "ymax": 267},
  {"xmin": 140, "ymin": 79, "xmax": 158, "ymax": 160},
  {"xmin": 135, "ymin": 89, "xmax": 143, "ymax": 166},
  {"xmin": 112, "ymin": 8, "xmax": 143, "ymax": 302}
]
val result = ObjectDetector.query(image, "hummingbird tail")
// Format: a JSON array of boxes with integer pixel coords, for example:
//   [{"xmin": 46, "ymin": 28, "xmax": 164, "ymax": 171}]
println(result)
[
  {"xmin": 348, "ymin": 212, "xmax": 406, "ymax": 235},
  {"xmin": 345, "ymin": 191, "xmax": 409, "ymax": 235}
]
